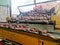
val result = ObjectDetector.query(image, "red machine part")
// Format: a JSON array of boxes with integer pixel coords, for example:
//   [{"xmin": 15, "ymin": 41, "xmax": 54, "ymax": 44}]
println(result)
[{"xmin": 0, "ymin": 42, "xmax": 4, "ymax": 45}]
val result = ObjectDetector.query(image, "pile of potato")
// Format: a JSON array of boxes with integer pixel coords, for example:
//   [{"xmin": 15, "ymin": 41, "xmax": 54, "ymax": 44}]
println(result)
[{"xmin": 0, "ymin": 23, "xmax": 53, "ymax": 37}]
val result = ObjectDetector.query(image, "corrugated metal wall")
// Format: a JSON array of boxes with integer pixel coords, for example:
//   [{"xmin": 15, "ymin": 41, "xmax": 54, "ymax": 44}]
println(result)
[{"xmin": 0, "ymin": 0, "xmax": 10, "ymax": 22}]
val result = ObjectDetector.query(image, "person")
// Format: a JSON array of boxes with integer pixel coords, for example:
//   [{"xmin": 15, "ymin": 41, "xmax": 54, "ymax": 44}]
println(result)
[
  {"xmin": 6, "ymin": 17, "xmax": 11, "ymax": 23},
  {"xmin": 48, "ymin": 7, "xmax": 55, "ymax": 15}
]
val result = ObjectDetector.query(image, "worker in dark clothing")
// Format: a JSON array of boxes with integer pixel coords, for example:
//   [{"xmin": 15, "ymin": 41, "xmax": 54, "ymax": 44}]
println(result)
[{"xmin": 47, "ymin": 7, "xmax": 55, "ymax": 15}]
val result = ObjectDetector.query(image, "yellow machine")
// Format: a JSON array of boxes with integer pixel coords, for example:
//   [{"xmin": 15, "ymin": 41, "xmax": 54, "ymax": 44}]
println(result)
[
  {"xmin": 51, "ymin": 1, "xmax": 60, "ymax": 29},
  {"xmin": 2, "ymin": 1, "xmax": 60, "ymax": 45},
  {"xmin": 0, "ymin": 28, "xmax": 60, "ymax": 45}
]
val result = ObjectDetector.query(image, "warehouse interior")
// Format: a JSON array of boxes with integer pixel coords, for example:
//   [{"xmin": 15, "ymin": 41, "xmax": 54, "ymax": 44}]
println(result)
[{"xmin": 0, "ymin": 0, "xmax": 60, "ymax": 45}]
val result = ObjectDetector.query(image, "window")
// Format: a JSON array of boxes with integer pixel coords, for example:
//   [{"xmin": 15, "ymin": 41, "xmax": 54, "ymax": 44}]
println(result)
[
  {"xmin": 11, "ymin": 0, "xmax": 34, "ymax": 15},
  {"xmin": 11, "ymin": 0, "xmax": 50, "ymax": 17},
  {"xmin": 36, "ymin": 0, "xmax": 50, "ymax": 3},
  {"xmin": 18, "ymin": 5, "xmax": 35, "ymax": 12}
]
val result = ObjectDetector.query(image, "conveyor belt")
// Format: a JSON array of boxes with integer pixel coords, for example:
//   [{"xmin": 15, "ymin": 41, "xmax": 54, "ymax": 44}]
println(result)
[
  {"xmin": 0, "ymin": 27, "xmax": 60, "ymax": 43},
  {"xmin": 0, "ymin": 27, "xmax": 60, "ymax": 45}
]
